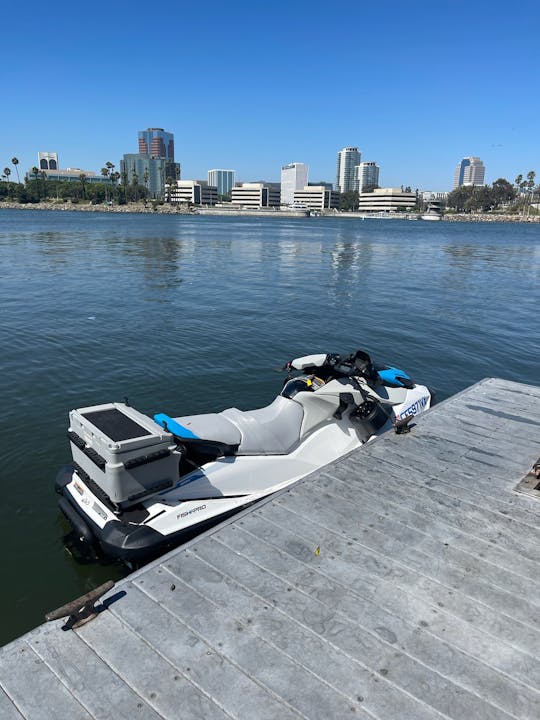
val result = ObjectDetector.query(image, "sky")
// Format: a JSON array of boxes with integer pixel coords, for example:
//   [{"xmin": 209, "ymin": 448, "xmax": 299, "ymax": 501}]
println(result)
[{"xmin": 1, "ymin": 0, "xmax": 539, "ymax": 191}]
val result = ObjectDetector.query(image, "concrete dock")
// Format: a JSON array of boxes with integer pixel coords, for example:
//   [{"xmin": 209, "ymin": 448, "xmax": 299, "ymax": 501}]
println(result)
[{"xmin": 1, "ymin": 377, "xmax": 539, "ymax": 719}]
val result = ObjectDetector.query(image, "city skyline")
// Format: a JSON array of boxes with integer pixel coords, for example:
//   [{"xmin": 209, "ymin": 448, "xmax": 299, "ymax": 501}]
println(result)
[{"xmin": 2, "ymin": 1, "xmax": 539, "ymax": 189}]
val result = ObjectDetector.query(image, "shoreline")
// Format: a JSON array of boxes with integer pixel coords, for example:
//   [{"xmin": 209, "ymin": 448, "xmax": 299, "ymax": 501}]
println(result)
[{"xmin": 1, "ymin": 201, "xmax": 538, "ymax": 223}]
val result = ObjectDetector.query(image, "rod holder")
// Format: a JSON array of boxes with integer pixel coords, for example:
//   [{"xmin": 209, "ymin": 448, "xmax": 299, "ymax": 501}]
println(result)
[{"xmin": 394, "ymin": 415, "xmax": 413, "ymax": 434}]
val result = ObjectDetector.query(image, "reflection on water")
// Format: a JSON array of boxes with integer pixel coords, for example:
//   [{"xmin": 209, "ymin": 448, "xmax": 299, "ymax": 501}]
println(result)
[{"xmin": 0, "ymin": 209, "xmax": 539, "ymax": 646}]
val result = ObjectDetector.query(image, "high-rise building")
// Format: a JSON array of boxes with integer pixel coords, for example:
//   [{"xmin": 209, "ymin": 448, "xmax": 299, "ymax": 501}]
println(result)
[
  {"xmin": 336, "ymin": 147, "xmax": 361, "ymax": 193},
  {"xmin": 120, "ymin": 154, "xmax": 180, "ymax": 199},
  {"xmin": 122, "ymin": 127, "xmax": 178, "ymax": 198},
  {"xmin": 280, "ymin": 162, "xmax": 309, "ymax": 206},
  {"xmin": 453, "ymin": 157, "xmax": 485, "ymax": 188},
  {"xmin": 138, "ymin": 128, "xmax": 175, "ymax": 161},
  {"xmin": 208, "ymin": 169, "xmax": 236, "ymax": 196},
  {"xmin": 355, "ymin": 161, "xmax": 380, "ymax": 193}
]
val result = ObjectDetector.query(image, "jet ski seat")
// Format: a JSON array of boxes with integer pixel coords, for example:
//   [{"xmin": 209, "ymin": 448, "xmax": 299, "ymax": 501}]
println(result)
[{"xmin": 163, "ymin": 395, "xmax": 304, "ymax": 456}]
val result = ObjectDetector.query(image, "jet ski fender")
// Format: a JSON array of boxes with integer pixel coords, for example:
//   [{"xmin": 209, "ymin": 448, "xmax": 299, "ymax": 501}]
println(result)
[
  {"xmin": 377, "ymin": 366, "xmax": 415, "ymax": 389},
  {"xmin": 290, "ymin": 354, "xmax": 328, "ymax": 370}
]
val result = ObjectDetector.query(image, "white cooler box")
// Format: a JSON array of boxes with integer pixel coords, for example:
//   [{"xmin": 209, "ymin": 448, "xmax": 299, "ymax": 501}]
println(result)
[{"xmin": 68, "ymin": 402, "xmax": 179, "ymax": 508}]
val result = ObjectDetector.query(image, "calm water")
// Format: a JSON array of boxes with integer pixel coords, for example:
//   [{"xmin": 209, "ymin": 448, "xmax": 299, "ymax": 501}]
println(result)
[{"xmin": 1, "ymin": 209, "xmax": 539, "ymax": 646}]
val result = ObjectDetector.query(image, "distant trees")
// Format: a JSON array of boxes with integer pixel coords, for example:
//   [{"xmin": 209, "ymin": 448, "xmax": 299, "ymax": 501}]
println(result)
[
  {"xmin": 339, "ymin": 191, "xmax": 359, "ymax": 211},
  {"xmin": 491, "ymin": 178, "xmax": 515, "ymax": 206},
  {"xmin": 513, "ymin": 171, "xmax": 538, "ymax": 215},
  {"xmin": 0, "ymin": 156, "xmax": 148, "ymax": 205},
  {"xmin": 446, "ymin": 177, "xmax": 520, "ymax": 213}
]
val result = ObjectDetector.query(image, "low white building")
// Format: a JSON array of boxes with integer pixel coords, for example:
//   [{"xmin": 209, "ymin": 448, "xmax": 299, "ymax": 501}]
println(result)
[
  {"xmin": 358, "ymin": 187, "xmax": 417, "ymax": 213},
  {"xmin": 168, "ymin": 180, "xmax": 217, "ymax": 205},
  {"xmin": 231, "ymin": 183, "xmax": 280, "ymax": 208},
  {"xmin": 421, "ymin": 191, "xmax": 448, "ymax": 202},
  {"xmin": 293, "ymin": 185, "xmax": 340, "ymax": 210}
]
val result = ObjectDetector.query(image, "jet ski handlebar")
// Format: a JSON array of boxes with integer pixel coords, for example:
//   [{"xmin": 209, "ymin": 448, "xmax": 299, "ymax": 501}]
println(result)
[{"xmin": 280, "ymin": 350, "xmax": 378, "ymax": 383}]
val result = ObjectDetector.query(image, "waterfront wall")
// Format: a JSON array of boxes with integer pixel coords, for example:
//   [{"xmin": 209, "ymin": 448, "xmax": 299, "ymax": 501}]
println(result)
[{"xmin": 0, "ymin": 201, "xmax": 538, "ymax": 222}]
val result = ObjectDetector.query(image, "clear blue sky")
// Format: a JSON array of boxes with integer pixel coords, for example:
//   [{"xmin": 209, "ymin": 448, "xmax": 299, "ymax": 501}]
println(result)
[{"xmin": 2, "ymin": 0, "xmax": 539, "ymax": 190}]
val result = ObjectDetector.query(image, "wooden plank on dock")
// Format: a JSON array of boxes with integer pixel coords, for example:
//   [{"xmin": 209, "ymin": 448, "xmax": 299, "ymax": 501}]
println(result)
[{"xmin": 1, "ymin": 378, "xmax": 539, "ymax": 719}]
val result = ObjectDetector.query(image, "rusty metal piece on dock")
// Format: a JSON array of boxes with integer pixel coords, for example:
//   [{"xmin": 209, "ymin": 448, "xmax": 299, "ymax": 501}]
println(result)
[
  {"xmin": 45, "ymin": 580, "xmax": 115, "ymax": 630},
  {"xmin": 514, "ymin": 457, "xmax": 540, "ymax": 499},
  {"xmin": 393, "ymin": 415, "xmax": 413, "ymax": 435}
]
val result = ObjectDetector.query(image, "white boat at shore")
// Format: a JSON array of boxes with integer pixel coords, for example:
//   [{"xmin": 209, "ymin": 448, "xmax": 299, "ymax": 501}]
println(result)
[{"xmin": 421, "ymin": 200, "xmax": 443, "ymax": 221}]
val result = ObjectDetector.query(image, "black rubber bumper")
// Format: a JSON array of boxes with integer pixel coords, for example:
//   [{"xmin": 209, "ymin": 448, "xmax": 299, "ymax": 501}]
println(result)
[
  {"xmin": 55, "ymin": 466, "xmax": 166, "ymax": 564},
  {"xmin": 99, "ymin": 521, "xmax": 167, "ymax": 564},
  {"xmin": 58, "ymin": 496, "xmax": 95, "ymax": 547}
]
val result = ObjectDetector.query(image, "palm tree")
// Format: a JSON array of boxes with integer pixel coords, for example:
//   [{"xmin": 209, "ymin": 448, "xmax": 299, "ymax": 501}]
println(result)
[
  {"xmin": 4, "ymin": 168, "xmax": 11, "ymax": 199},
  {"xmin": 40, "ymin": 171, "xmax": 48, "ymax": 200},
  {"xmin": 526, "ymin": 171, "xmax": 536, "ymax": 216},
  {"xmin": 132, "ymin": 171, "xmax": 139, "ymax": 202},
  {"xmin": 110, "ymin": 171, "xmax": 120, "ymax": 203},
  {"xmin": 515, "ymin": 174, "xmax": 527, "ymax": 214},
  {"xmin": 165, "ymin": 176, "xmax": 176, "ymax": 203},
  {"xmin": 101, "ymin": 167, "xmax": 110, "ymax": 202},
  {"xmin": 30, "ymin": 166, "xmax": 40, "ymax": 199},
  {"xmin": 79, "ymin": 173, "xmax": 87, "ymax": 201},
  {"xmin": 143, "ymin": 168, "xmax": 149, "ymax": 203},
  {"xmin": 120, "ymin": 169, "xmax": 128, "ymax": 203},
  {"xmin": 11, "ymin": 157, "xmax": 20, "ymax": 183}
]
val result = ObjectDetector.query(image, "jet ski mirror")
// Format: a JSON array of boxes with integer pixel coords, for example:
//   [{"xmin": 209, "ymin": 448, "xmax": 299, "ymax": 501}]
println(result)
[{"xmin": 353, "ymin": 350, "xmax": 377, "ymax": 379}]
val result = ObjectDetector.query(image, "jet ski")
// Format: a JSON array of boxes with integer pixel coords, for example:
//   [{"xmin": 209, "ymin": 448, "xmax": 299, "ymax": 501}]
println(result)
[{"xmin": 55, "ymin": 349, "xmax": 432, "ymax": 565}]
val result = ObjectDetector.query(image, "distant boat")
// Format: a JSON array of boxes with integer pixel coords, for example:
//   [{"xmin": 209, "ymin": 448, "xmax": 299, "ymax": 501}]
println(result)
[{"xmin": 421, "ymin": 200, "xmax": 443, "ymax": 221}]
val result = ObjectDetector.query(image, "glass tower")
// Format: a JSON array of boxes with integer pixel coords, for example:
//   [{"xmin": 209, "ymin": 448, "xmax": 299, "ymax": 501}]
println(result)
[
  {"xmin": 121, "ymin": 154, "xmax": 180, "ymax": 198},
  {"xmin": 207, "ymin": 169, "xmax": 236, "ymax": 196},
  {"xmin": 138, "ymin": 128, "xmax": 175, "ymax": 161}
]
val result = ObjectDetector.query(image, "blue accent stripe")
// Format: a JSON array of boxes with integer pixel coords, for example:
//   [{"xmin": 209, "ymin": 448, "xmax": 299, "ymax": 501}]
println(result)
[{"xmin": 154, "ymin": 413, "xmax": 199, "ymax": 439}]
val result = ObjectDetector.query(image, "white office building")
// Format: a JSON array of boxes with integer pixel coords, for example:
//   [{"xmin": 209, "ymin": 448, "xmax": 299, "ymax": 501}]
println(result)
[
  {"xmin": 169, "ymin": 180, "xmax": 217, "ymax": 205},
  {"xmin": 38, "ymin": 151, "xmax": 59, "ymax": 170},
  {"xmin": 421, "ymin": 191, "xmax": 449, "ymax": 202},
  {"xmin": 293, "ymin": 185, "xmax": 340, "ymax": 210},
  {"xmin": 336, "ymin": 147, "xmax": 361, "ymax": 193},
  {"xmin": 207, "ymin": 169, "xmax": 235, "ymax": 196},
  {"xmin": 231, "ymin": 183, "xmax": 281, "ymax": 208},
  {"xmin": 358, "ymin": 187, "xmax": 416, "ymax": 213},
  {"xmin": 453, "ymin": 157, "xmax": 485, "ymax": 188},
  {"xmin": 280, "ymin": 162, "xmax": 309, "ymax": 206},
  {"xmin": 355, "ymin": 161, "xmax": 379, "ymax": 193}
]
